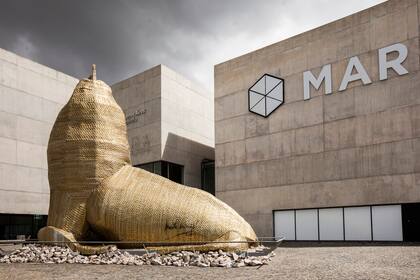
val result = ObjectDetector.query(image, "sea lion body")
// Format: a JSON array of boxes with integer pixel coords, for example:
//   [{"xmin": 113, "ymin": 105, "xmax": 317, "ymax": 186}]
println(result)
[{"xmin": 39, "ymin": 70, "xmax": 257, "ymax": 254}]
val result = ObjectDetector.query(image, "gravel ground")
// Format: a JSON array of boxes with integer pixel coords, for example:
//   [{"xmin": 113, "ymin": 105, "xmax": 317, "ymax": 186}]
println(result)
[
  {"xmin": 0, "ymin": 244, "xmax": 273, "ymax": 267},
  {"xmin": 1, "ymin": 245, "xmax": 420, "ymax": 279}
]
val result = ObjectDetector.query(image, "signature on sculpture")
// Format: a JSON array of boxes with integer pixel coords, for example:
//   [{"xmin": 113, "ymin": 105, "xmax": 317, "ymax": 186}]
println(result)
[{"xmin": 38, "ymin": 65, "xmax": 257, "ymax": 254}]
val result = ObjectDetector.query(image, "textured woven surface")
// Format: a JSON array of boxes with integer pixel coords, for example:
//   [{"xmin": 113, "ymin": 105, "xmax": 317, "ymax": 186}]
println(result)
[{"xmin": 38, "ymin": 68, "xmax": 257, "ymax": 254}]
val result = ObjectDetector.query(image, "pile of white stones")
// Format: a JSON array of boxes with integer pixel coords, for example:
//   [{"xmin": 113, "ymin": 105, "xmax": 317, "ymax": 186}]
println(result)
[{"xmin": 0, "ymin": 244, "xmax": 275, "ymax": 268}]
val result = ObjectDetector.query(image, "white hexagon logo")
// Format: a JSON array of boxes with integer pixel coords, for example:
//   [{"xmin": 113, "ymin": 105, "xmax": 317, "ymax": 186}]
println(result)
[{"xmin": 248, "ymin": 74, "xmax": 284, "ymax": 117}]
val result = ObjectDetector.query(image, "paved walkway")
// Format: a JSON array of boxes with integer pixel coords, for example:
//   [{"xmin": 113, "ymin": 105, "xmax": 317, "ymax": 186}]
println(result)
[{"xmin": 1, "ymin": 245, "xmax": 420, "ymax": 279}]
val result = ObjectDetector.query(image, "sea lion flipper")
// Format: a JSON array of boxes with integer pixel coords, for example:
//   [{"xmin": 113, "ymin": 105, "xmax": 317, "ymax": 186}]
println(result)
[{"xmin": 38, "ymin": 226, "xmax": 111, "ymax": 255}]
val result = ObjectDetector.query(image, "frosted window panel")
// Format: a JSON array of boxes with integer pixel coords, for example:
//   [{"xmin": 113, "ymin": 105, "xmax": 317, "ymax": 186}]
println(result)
[
  {"xmin": 274, "ymin": 211, "xmax": 295, "ymax": 240},
  {"xmin": 296, "ymin": 209, "xmax": 318, "ymax": 240},
  {"xmin": 319, "ymin": 208, "xmax": 344, "ymax": 241},
  {"xmin": 372, "ymin": 205, "xmax": 403, "ymax": 241},
  {"xmin": 344, "ymin": 206, "xmax": 372, "ymax": 241}
]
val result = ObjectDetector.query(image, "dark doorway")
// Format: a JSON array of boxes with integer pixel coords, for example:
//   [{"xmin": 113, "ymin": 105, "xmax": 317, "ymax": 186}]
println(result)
[
  {"xmin": 201, "ymin": 159, "xmax": 215, "ymax": 195},
  {"xmin": 402, "ymin": 203, "xmax": 420, "ymax": 242},
  {"xmin": 165, "ymin": 161, "xmax": 184, "ymax": 184}
]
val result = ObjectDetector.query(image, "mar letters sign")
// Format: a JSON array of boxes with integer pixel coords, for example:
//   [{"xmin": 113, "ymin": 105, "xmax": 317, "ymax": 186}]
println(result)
[{"xmin": 248, "ymin": 42, "xmax": 409, "ymax": 117}]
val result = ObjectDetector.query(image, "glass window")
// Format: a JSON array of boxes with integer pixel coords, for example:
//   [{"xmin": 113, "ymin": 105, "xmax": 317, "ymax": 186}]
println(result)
[
  {"xmin": 296, "ymin": 209, "xmax": 318, "ymax": 240},
  {"xmin": 274, "ymin": 210, "xmax": 295, "ymax": 240},
  {"xmin": 0, "ymin": 214, "xmax": 47, "ymax": 240},
  {"xmin": 139, "ymin": 162, "xmax": 154, "ymax": 172},
  {"xmin": 135, "ymin": 161, "xmax": 184, "ymax": 184},
  {"xmin": 160, "ymin": 161, "xmax": 168, "ymax": 178},
  {"xmin": 153, "ymin": 161, "xmax": 162, "ymax": 175}
]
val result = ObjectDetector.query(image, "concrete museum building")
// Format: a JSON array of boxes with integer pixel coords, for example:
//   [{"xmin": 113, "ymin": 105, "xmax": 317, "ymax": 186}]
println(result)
[
  {"xmin": 215, "ymin": 0, "xmax": 420, "ymax": 242},
  {"xmin": 0, "ymin": 0, "xmax": 419, "ymax": 243}
]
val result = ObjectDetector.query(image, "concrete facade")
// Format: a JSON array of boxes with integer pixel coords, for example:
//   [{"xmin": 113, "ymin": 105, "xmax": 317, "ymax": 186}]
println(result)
[
  {"xmin": 214, "ymin": 0, "xmax": 420, "ymax": 237},
  {"xmin": 0, "ymin": 48, "xmax": 78, "ymax": 215},
  {"xmin": 112, "ymin": 65, "xmax": 214, "ymax": 187}
]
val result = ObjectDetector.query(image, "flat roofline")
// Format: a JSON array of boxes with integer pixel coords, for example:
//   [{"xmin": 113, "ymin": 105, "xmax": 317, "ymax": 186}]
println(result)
[
  {"xmin": 112, "ymin": 63, "xmax": 211, "ymax": 96},
  {"xmin": 111, "ymin": 64, "xmax": 162, "ymax": 87},
  {"xmin": 214, "ymin": 0, "xmax": 387, "ymax": 70},
  {"xmin": 0, "ymin": 46, "xmax": 78, "ymax": 83}
]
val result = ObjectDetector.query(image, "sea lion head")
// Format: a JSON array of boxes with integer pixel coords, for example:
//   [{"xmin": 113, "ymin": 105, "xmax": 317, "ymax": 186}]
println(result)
[{"xmin": 47, "ymin": 65, "xmax": 131, "ymax": 193}]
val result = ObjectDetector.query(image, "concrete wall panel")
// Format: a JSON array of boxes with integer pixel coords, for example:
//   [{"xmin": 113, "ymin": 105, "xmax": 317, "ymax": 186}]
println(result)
[
  {"xmin": 0, "ymin": 137, "xmax": 17, "ymax": 164},
  {"xmin": 0, "ymin": 48, "xmax": 76, "ymax": 215},
  {"xmin": 0, "ymin": 190, "xmax": 49, "ymax": 215},
  {"xmin": 0, "ymin": 111, "xmax": 17, "ymax": 139}
]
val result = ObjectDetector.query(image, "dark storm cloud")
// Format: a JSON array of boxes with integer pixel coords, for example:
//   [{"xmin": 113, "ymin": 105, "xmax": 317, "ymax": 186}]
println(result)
[{"xmin": 0, "ymin": 0, "xmax": 384, "ymax": 90}]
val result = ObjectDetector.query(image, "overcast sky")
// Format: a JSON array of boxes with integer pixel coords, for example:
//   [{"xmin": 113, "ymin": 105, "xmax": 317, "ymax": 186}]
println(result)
[{"xmin": 0, "ymin": 0, "xmax": 384, "ymax": 92}]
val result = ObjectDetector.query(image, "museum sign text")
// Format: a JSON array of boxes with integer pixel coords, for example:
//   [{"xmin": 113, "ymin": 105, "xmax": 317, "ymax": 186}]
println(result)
[{"xmin": 303, "ymin": 43, "xmax": 409, "ymax": 100}]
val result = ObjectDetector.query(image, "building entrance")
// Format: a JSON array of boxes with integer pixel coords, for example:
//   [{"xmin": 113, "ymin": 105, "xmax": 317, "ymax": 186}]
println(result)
[
  {"xmin": 201, "ymin": 160, "xmax": 215, "ymax": 195},
  {"xmin": 402, "ymin": 203, "xmax": 420, "ymax": 242}
]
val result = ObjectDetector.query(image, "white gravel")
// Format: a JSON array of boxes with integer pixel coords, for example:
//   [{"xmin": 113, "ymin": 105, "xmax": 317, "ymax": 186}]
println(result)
[
  {"xmin": 1, "ymin": 245, "xmax": 420, "ymax": 279},
  {"xmin": 0, "ymin": 244, "xmax": 274, "ymax": 268}
]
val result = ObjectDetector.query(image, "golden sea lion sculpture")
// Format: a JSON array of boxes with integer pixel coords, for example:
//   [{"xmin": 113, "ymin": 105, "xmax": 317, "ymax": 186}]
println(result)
[{"xmin": 38, "ymin": 65, "xmax": 257, "ymax": 254}]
